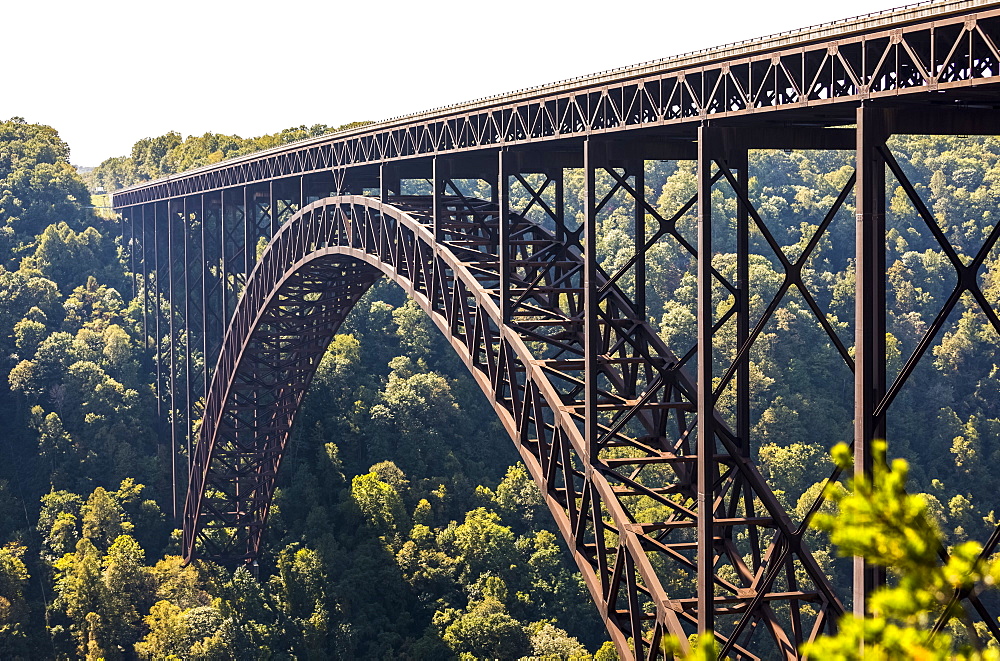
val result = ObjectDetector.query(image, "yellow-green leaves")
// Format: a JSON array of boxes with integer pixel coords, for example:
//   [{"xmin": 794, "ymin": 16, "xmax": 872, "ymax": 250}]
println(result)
[{"xmin": 802, "ymin": 441, "xmax": 1000, "ymax": 659}]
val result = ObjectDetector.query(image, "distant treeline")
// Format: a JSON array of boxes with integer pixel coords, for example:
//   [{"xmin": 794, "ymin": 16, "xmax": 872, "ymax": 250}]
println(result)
[{"xmin": 83, "ymin": 121, "xmax": 371, "ymax": 193}]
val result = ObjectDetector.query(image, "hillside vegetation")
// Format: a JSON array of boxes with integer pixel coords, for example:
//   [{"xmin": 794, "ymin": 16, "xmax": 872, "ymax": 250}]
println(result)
[{"xmin": 0, "ymin": 116, "xmax": 996, "ymax": 658}]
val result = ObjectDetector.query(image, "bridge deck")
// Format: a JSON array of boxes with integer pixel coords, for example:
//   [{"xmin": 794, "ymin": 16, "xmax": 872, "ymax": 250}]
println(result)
[{"xmin": 113, "ymin": 0, "xmax": 1000, "ymax": 207}]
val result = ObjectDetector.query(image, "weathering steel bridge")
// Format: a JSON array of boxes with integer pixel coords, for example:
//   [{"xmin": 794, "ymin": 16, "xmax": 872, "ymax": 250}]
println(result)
[{"xmin": 113, "ymin": 1, "xmax": 1000, "ymax": 657}]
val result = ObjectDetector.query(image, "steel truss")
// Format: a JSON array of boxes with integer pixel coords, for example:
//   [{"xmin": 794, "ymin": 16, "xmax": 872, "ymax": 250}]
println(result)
[
  {"xmin": 116, "ymin": 104, "xmax": 1000, "ymax": 659},
  {"xmin": 111, "ymin": 2, "xmax": 1000, "ymax": 657},
  {"xmin": 113, "ymin": 1, "xmax": 1000, "ymax": 208},
  {"xmin": 179, "ymin": 190, "xmax": 843, "ymax": 658}
]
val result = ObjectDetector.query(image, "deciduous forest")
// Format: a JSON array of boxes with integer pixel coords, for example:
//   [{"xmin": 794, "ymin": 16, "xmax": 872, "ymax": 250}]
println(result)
[{"xmin": 0, "ymin": 115, "xmax": 998, "ymax": 659}]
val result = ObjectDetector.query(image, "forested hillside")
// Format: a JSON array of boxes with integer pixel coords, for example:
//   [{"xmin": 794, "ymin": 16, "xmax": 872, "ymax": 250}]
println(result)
[{"xmin": 0, "ymin": 117, "xmax": 997, "ymax": 659}]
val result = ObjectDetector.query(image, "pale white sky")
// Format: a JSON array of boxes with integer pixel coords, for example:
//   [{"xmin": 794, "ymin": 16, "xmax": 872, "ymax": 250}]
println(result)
[{"xmin": 6, "ymin": 0, "xmax": 910, "ymax": 166}]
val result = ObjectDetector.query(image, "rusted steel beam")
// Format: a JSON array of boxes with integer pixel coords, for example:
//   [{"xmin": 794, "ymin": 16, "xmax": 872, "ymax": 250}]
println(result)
[{"xmin": 696, "ymin": 123, "xmax": 717, "ymax": 636}]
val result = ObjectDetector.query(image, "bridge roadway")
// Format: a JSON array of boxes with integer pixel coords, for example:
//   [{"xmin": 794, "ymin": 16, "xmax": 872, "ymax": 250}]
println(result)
[{"xmin": 113, "ymin": 1, "xmax": 1000, "ymax": 658}]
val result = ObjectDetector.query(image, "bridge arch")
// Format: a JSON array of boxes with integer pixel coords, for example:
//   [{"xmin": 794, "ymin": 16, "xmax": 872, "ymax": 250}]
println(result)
[{"xmin": 183, "ymin": 195, "xmax": 839, "ymax": 658}]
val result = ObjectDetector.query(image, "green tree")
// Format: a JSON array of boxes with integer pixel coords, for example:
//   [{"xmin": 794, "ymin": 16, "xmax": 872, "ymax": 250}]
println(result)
[
  {"xmin": 81, "ymin": 486, "xmax": 130, "ymax": 551},
  {"xmin": 0, "ymin": 118, "xmax": 90, "ymax": 240},
  {"xmin": 52, "ymin": 537, "xmax": 104, "ymax": 658},
  {"xmin": 350, "ymin": 471, "xmax": 409, "ymax": 541},
  {"xmin": 450, "ymin": 507, "xmax": 517, "ymax": 581},
  {"xmin": 20, "ymin": 223, "xmax": 119, "ymax": 291},
  {"xmin": 273, "ymin": 545, "xmax": 329, "ymax": 657},
  {"xmin": 802, "ymin": 441, "xmax": 1000, "ymax": 660},
  {"xmin": 0, "ymin": 543, "xmax": 30, "ymax": 657},
  {"xmin": 100, "ymin": 535, "xmax": 149, "ymax": 654},
  {"xmin": 440, "ymin": 595, "xmax": 529, "ymax": 660},
  {"xmin": 217, "ymin": 566, "xmax": 289, "ymax": 657},
  {"xmin": 38, "ymin": 489, "xmax": 82, "ymax": 562}
]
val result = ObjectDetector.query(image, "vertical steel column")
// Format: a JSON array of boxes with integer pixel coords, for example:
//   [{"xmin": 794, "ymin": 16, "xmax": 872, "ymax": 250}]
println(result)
[
  {"xmin": 220, "ymin": 191, "xmax": 229, "ymax": 338},
  {"xmin": 583, "ymin": 139, "xmax": 600, "ymax": 462},
  {"xmin": 379, "ymin": 164, "xmax": 399, "ymax": 201},
  {"xmin": 854, "ymin": 104, "xmax": 889, "ymax": 615},
  {"xmin": 554, "ymin": 168, "xmax": 566, "ymax": 244},
  {"xmin": 127, "ymin": 208, "xmax": 137, "ymax": 300},
  {"xmin": 269, "ymin": 181, "xmax": 276, "ymax": 236},
  {"xmin": 696, "ymin": 123, "xmax": 716, "ymax": 634},
  {"xmin": 733, "ymin": 148, "xmax": 751, "ymax": 454},
  {"xmin": 498, "ymin": 149, "xmax": 511, "ymax": 323},
  {"xmin": 202, "ymin": 192, "xmax": 225, "ymax": 388},
  {"xmin": 732, "ymin": 145, "xmax": 759, "ymax": 632},
  {"xmin": 119, "ymin": 206, "xmax": 127, "ymax": 290},
  {"xmin": 632, "ymin": 159, "xmax": 646, "ymax": 320},
  {"xmin": 432, "ymin": 157, "xmax": 448, "ymax": 243},
  {"xmin": 167, "ymin": 200, "xmax": 179, "ymax": 520},
  {"xmin": 153, "ymin": 202, "xmax": 163, "ymax": 421},
  {"xmin": 224, "ymin": 186, "xmax": 247, "ymax": 333},
  {"xmin": 141, "ymin": 204, "xmax": 149, "ymax": 350},
  {"xmin": 292, "ymin": 176, "xmax": 302, "ymax": 216},
  {"xmin": 244, "ymin": 186, "xmax": 253, "ymax": 275},
  {"xmin": 183, "ymin": 198, "xmax": 193, "ymax": 480},
  {"xmin": 200, "ymin": 194, "xmax": 210, "ymax": 399}
]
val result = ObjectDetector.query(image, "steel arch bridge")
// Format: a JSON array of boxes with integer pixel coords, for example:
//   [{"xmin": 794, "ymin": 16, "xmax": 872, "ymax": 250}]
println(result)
[
  {"xmin": 113, "ymin": 1, "xmax": 1000, "ymax": 657},
  {"xmin": 185, "ymin": 193, "xmax": 841, "ymax": 657}
]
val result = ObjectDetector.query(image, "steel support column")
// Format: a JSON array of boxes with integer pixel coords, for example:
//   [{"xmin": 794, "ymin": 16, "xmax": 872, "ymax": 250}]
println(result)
[
  {"xmin": 140, "ymin": 204, "xmax": 150, "ymax": 350},
  {"xmin": 185, "ymin": 196, "xmax": 207, "ymax": 477},
  {"xmin": 167, "ymin": 199, "xmax": 180, "ymax": 519},
  {"xmin": 153, "ymin": 202, "xmax": 164, "ymax": 422},
  {"xmin": 433, "ymin": 157, "xmax": 447, "ymax": 243},
  {"xmin": 222, "ymin": 189, "xmax": 246, "ymax": 328},
  {"xmin": 380, "ymin": 164, "xmax": 399, "ymax": 201},
  {"xmin": 498, "ymin": 149, "xmax": 511, "ymax": 323},
  {"xmin": 219, "ymin": 191, "xmax": 230, "ymax": 340},
  {"xmin": 202, "ymin": 191, "xmax": 226, "ymax": 384},
  {"xmin": 127, "ymin": 208, "xmax": 137, "ymax": 300},
  {"xmin": 854, "ymin": 104, "xmax": 889, "ymax": 614},
  {"xmin": 732, "ymin": 149, "xmax": 750, "ymax": 456},
  {"xmin": 268, "ymin": 181, "xmax": 275, "ymax": 236},
  {"xmin": 583, "ymin": 139, "xmax": 600, "ymax": 463},
  {"xmin": 182, "ymin": 198, "xmax": 193, "ymax": 493},
  {"xmin": 631, "ymin": 160, "xmax": 646, "ymax": 321},
  {"xmin": 200, "ymin": 194, "xmax": 213, "ymax": 396},
  {"xmin": 244, "ymin": 186, "xmax": 253, "ymax": 276},
  {"xmin": 696, "ymin": 123, "xmax": 716, "ymax": 634}
]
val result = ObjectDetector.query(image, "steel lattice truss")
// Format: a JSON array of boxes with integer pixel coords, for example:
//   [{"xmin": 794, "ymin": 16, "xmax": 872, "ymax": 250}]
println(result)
[
  {"xmin": 114, "ymin": 1, "xmax": 1000, "ymax": 207},
  {"xmin": 185, "ymin": 195, "xmax": 847, "ymax": 658},
  {"xmin": 112, "ymin": 2, "xmax": 1000, "ymax": 658}
]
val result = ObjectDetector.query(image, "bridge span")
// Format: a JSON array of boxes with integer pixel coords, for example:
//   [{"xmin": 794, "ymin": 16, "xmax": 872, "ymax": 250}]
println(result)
[{"xmin": 114, "ymin": 1, "xmax": 1000, "ymax": 657}]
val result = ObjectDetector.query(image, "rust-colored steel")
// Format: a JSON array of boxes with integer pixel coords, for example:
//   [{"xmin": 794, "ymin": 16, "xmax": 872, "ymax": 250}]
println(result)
[
  {"xmin": 184, "ymin": 195, "xmax": 844, "ymax": 657},
  {"xmin": 114, "ymin": 0, "xmax": 1000, "ymax": 207},
  {"xmin": 113, "ymin": 2, "xmax": 1000, "ymax": 658}
]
